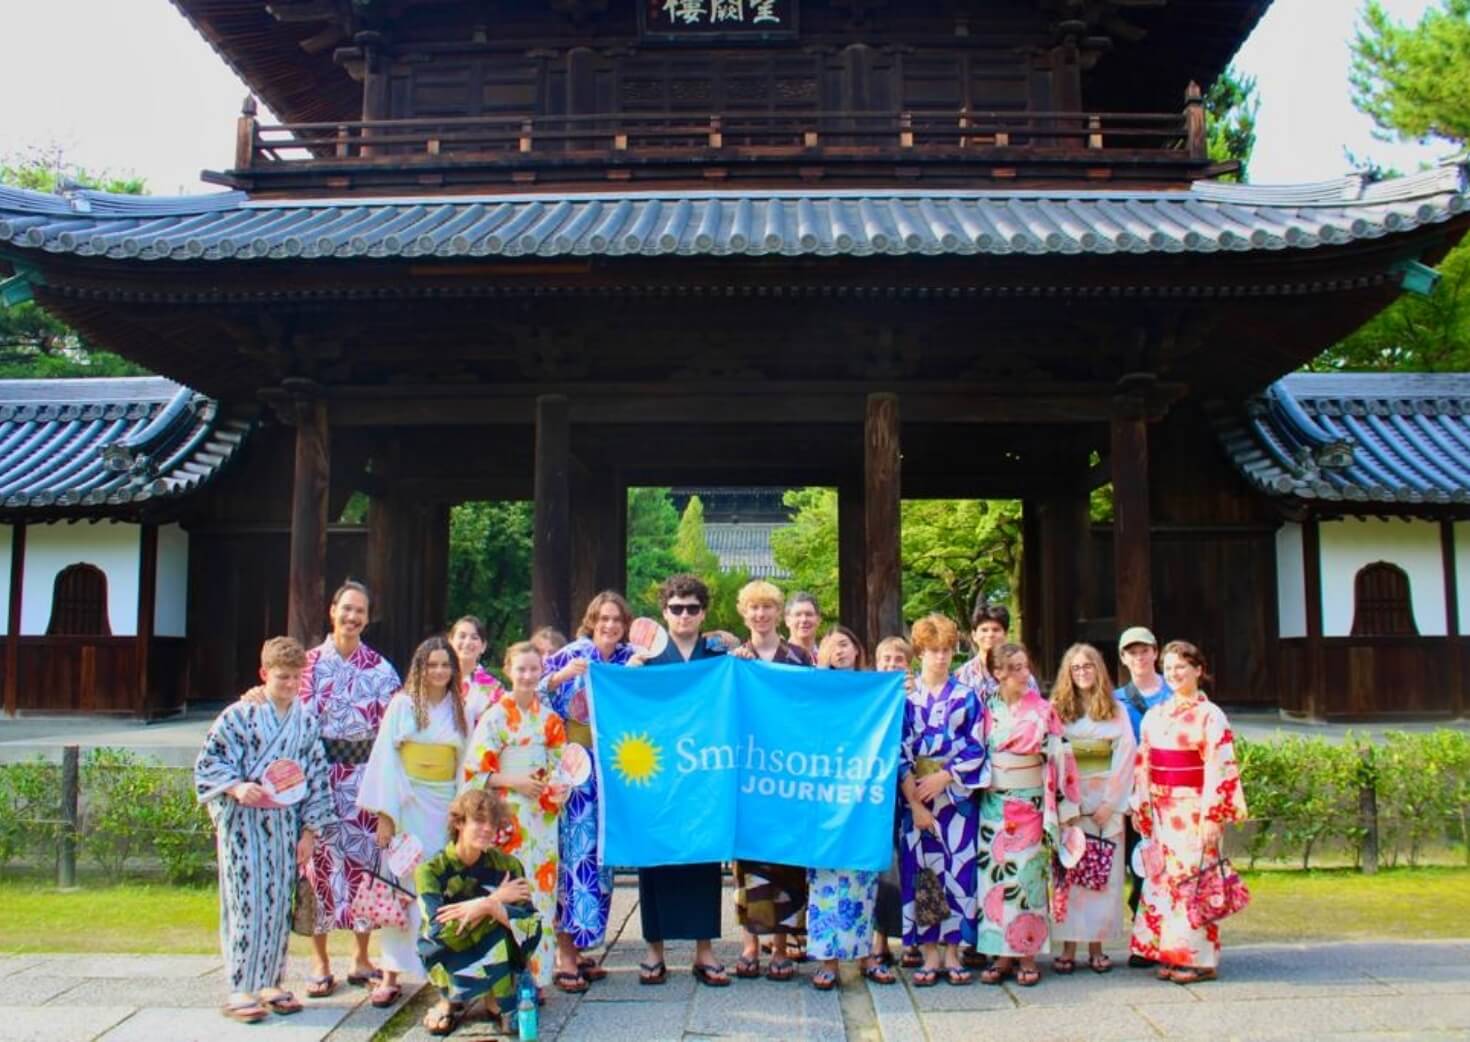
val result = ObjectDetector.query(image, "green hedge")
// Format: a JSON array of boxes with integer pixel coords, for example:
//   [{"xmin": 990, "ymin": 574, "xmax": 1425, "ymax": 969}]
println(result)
[{"xmin": 1236, "ymin": 729, "xmax": 1470, "ymax": 869}]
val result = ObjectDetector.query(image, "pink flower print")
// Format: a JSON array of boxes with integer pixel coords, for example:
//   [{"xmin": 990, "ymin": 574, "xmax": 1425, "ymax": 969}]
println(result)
[
  {"xmin": 568, "ymin": 688, "xmax": 589, "ymax": 724},
  {"xmin": 984, "ymin": 884, "xmax": 1006, "ymax": 923},
  {"xmin": 1005, "ymin": 913, "xmax": 1048, "ymax": 955},
  {"xmin": 1002, "ymin": 799, "xmax": 1043, "ymax": 850},
  {"xmin": 1062, "ymin": 757, "xmax": 1081, "ymax": 803},
  {"xmin": 1002, "ymin": 716, "xmax": 1042, "ymax": 754}
]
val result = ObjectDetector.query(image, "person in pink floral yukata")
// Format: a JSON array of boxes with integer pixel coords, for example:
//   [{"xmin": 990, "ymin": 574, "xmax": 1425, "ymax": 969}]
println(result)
[
  {"xmin": 1130, "ymin": 640, "xmax": 1247, "ymax": 985},
  {"xmin": 975, "ymin": 642, "xmax": 1080, "ymax": 988}
]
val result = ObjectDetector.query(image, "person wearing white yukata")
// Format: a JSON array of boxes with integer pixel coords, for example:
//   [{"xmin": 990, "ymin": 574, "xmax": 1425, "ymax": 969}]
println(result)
[
  {"xmin": 195, "ymin": 636, "xmax": 334, "ymax": 1024},
  {"xmin": 358, "ymin": 636, "xmax": 472, "ymax": 1009}
]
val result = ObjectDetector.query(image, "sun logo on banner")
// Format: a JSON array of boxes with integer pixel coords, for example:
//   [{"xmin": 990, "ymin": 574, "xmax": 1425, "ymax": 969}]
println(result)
[{"xmin": 611, "ymin": 732, "xmax": 662, "ymax": 787}]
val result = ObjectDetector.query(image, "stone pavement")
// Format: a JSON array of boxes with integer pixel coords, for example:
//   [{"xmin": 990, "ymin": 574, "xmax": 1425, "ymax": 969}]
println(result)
[{"xmin": 3, "ymin": 879, "xmax": 1468, "ymax": 1042}]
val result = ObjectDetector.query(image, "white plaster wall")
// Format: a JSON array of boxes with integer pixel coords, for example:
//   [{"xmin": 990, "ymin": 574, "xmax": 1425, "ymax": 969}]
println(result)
[
  {"xmin": 1458, "ymin": 522, "xmax": 1470, "ymax": 636},
  {"xmin": 1275, "ymin": 522, "xmax": 1307, "ymax": 638},
  {"xmin": 153, "ymin": 523, "xmax": 189, "ymax": 638},
  {"xmin": 21, "ymin": 522, "xmax": 140, "ymax": 636},
  {"xmin": 1319, "ymin": 518, "xmax": 1445, "ymax": 637},
  {"xmin": 0, "ymin": 526, "xmax": 11, "ymax": 637}
]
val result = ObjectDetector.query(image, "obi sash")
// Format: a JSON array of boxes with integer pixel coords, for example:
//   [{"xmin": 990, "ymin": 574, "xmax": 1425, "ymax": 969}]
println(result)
[
  {"xmin": 1070, "ymin": 738, "xmax": 1114, "ymax": 774},
  {"xmin": 400, "ymin": 741, "xmax": 458, "ymax": 782},
  {"xmin": 565, "ymin": 719, "xmax": 593, "ymax": 749},
  {"xmin": 991, "ymin": 751, "xmax": 1044, "ymax": 790},
  {"xmin": 1148, "ymin": 748, "xmax": 1204, "ymax": 790}
]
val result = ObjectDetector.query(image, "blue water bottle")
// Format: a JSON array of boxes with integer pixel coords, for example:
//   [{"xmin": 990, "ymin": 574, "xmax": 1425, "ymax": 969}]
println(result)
[{"xmin": 516, "ymin": 970, "xmax": 538, "ymax": 1040}]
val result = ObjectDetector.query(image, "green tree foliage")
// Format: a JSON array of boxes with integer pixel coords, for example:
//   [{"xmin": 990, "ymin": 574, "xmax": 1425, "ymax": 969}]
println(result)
[
  {"xmin": 669, "ymin": 495, "xmax": 750, "ymax": 633},
  {"xmin": 770, "ymin": 489, "xmax": 1024, "ymax": 636},
  {"xmin": 1351, "ymin": 0, "xmax": 1470, "ymax": 147},
  {"xmin": 0, "ymin": 151, "xmax": 151, "ymax": 378},
  {"xmin": 1205, "ymin": 65, "xmax": 1260, "ymax": 181},
  {"xmin": 1313, "ymin": 1, "xmax": 1470, "ymax": 372},
  {"xmin": 625, "ymin": 487, "xmax": 682, "ymax": 618},
  {"xmin": 446, "ymin": 501, "xmax": 534, "ymax": 661}
]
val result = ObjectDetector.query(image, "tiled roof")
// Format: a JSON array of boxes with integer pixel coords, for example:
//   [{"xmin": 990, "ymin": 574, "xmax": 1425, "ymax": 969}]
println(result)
[
  {"xmin": 704, "ymin": 522, "xmax": 787, "ymax": 579},
  {"xmin": 1, "ymin": 166, "xmax": 1465, "ymax": 263},
  {"xmin": 0, "ymin": 377, "xmax": 252, "ymax": 514},
  {"xmin": 1216, "ymin": 372, "xmax": 1470, "ymax": 507}
]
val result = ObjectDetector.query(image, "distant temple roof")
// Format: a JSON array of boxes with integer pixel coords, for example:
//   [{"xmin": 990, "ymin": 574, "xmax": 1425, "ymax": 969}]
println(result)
[
  {"xmin": 703, "ymin": 522, "xmax": 788, "ymax": 579},
  {"xmin": 0, "ymin": 377, "xmax": 252, "ymax": 518},
  {"xmin": 1, "ymin": 165, "xmax": 1465, "ymax": 263},
  {"xmin": 1216, "ymin": 372, "xmax": 1470, "ymax": 508}
]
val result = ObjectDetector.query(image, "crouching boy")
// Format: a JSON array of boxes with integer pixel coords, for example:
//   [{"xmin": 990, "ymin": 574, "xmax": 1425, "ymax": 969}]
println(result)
[{"xmin": 195, "ymin": 636, "xmax": 334, "ymax": 1023}]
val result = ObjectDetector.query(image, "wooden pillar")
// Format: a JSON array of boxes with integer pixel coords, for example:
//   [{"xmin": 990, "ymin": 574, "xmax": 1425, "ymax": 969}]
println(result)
[
  {"xmin": 1036, "ymin": 484, "xmax": 1089, "ymax": 679},
  {"xmin": 864, "ymin": 394, "xmax": 902, "ymax": 648},
  {"xmin": 287, "ymin": 395, "xmax": 330, "ymax": 647},
  {"xmin": 367, "ymin": 494, "xmax": 446, "ymax": 672},
  {"xmin": 1302, "ymin": 516, "xmax": 1324, "ymax": 719},
  {"xmin": 571, "ymin": 460, "xmax": 624, "ymax": 618},
  {"xmin": 134, "ymin": 523, "xmax": 158, "ymax": 719},
  {"xmin": 4, "ymin": 524, "xmax": 23, "ymax": 717},
  {"xmin": 838, "ymin": 480, "xmax": 868, "ymax": 634},
  {"xmin": 533, "ymin": 396, "xmax": 571, "ymax": 635},
  {"xmin": 1441, "ymin": 519, "xmax": 1463, "ymax": 716},
  {"xmin": 1110, "ymin": 390, "xmax": 1153, "ymax": 630}
]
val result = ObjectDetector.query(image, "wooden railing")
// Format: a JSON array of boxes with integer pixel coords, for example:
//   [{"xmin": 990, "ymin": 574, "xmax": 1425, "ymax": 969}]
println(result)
[{"xmin": 226, "ymin": 85, "xmax": 1210, "ymax": 188}]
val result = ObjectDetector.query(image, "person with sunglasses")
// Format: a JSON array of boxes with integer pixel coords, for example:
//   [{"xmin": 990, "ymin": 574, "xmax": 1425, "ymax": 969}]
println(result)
[{"xmin": 625, "ymin": 574, "xmax": 732, "ymax": 988}]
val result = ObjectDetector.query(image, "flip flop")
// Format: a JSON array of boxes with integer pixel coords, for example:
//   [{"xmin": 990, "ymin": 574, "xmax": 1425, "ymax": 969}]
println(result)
[
  {"xmin": 811, "ymin": 969, "xmax": 838, "ymax": 991},
  {"xmin": 765, "ymin": 957, "xmax": 796, "ymax": 982},
  {"xmin": 638, "ymin": 960, "xmax": 667, "ymax": 985},
  {"xmin": 861, "ymin": 960, "xmax": 896, "ymax": 985},
  {"xmin": 943, "ymin": 967, "xmax": 973, "ymax": 986},
  {"xmin": 1015, "ymin": 966, "xmax": 1041, "ymax": 987},
  {"xmin": 734, "ymin": 955, "xmax": 761, "ymax": 979},
  {"xmin": 1089, "ymin": 953, "xmax": 1113, "ymax": 974},
  {"xmin": 576, "ymin": 956, "xmax": 608, "ymax": 982},
  {"xmin": 911, "ymin": 967, "xmax": 940, "ymax": 988},
  {"xmin": 221, "ymin": 1000, "xmax": 267, "ymax": 1024},
  {"xmin": 692, "ymin": 963, "xmax": 731, "ymax": 987},
  {"xmin": 1052, "ymin": 956, "xmax": 1076, "ymax": 975},
  {"xmin": 424, "ymin": 1000, "xmax": 464, "ymax": 1036},
  {"xmin": 261, "ymin": 991, "xmax": 302, "ymax": 1015},
  {"xmin": 304, "ymin": 974, "xmax": 336, "ymax": 999},
  {"xmin": 369, "ymin": 984, "xmax": 402, "ymax": 1008},
  {"xmin": 553, "ymin": 970, "xmax": 589, "ymax": 994},
  {"xmin": 346, "ymin": 968, "xmax": 382, "ymax": 987}
]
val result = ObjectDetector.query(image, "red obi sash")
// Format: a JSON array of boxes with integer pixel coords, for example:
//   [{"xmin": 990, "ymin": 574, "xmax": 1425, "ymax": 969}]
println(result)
[{"xmin": 1149, "ymin": 748, "xmax": 1204, "ymax": 789}]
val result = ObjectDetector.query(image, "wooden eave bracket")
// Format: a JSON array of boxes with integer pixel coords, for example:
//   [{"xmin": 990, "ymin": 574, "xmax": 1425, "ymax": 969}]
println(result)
[{"xmin": 0, "ymin": 261, "xmax": 44, "ymax": 308}]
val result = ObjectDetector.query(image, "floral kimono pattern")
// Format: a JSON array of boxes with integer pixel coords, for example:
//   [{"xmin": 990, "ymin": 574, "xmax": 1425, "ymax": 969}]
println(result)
[
  {"xmin": 299, "ymin": 639, "xmax": 401, "ymax": 933},
  {"xmin": 540, "ymin": 637, "xmax": 636, "ymax": 949},
  {"xmin": 416, "ymin": 843, "xmax": 542, "ymax": 1012},
  {"xmin": 898, "ymin": 679, "xmax": 989, "ymax": 946},
  {"xmin": 974, "ymin": 690, "xmax": 1079, "ymax": 958},
  {"xmin": 1129, "ymin": 692, "xmax": 1246, "ymax": 970},
  {"xmin": 1051, "ymin": 709, "xmax": 1135, "ymax": 945},
  {"xmin": 462, "ymin": 665, "xmax": 506, "ymax": 732},
  {"xmin": 463, "ymin": 694, "xmax": 567, "ymax": 986},
  {"xmin": 805, "ymin": 868, "xmax": 880, "ymax": 960}
]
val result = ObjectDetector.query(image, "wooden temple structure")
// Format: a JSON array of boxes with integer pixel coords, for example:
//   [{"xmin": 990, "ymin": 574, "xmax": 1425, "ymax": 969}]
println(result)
[{"xmin": 2, "ymin": 0, "xmax": 1469, "ymax": 717}]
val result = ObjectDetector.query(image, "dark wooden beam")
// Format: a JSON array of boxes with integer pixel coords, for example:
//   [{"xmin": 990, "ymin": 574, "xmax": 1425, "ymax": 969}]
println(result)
[
  {"xmin": 571, "ymin": 460, "xmax": 624, "ymax": 620},
  {"xmin": 135, "ymin": 524, "xmax": 158, "ymax": 719},
  {"xmin": 1020, "ymin": 501, "xmax": 1042, "ymax": 655},
  {"xmin": 864, "ymin": 394, "xmax": 902, "ymax": 649},
  {"xmin": 1441, "ymin": 519, "xmax": 1463, "ymax": 717},
  {"xmin": 533, "ymin": 395, "xmax": 571, "ymax": 635},
  {"xmin": 1110, "ymin": 389, "xmax": 1153, "ymax": 630},
  {"xmin": 4, "ymin": 525, "xmax": 24, "ymax": 718},
  {"xmin": 1302, "ymin": 516, "xmax": 1324, "ymax": 720},
  {"xmin": 287, "ymin": 394, "xmax": 331, "ymax": 646},
  {"xmin": 1035, "ymin": 485, "xmax": 1089, "ymax": 678},
  {"xmin": 838, "ymin": 480, "xmax": 867, "ymax": 635}
]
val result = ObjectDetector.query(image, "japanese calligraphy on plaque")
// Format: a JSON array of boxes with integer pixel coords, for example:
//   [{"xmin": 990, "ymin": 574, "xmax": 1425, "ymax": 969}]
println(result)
[{"xmin": 640, "ymin": 0, "xmax": 798, "ymax": 42}]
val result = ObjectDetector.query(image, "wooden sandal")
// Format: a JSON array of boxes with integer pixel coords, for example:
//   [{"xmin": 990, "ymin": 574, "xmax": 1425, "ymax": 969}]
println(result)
[
  {"xmin": 220, "ymin": 1000, "xmax": 267, "ymax": 1024},
  {"xmin": 980, "ymin": 962, "xmax": 1013, "ymax": 986},
  {"xmin": 943, "ymin": 967, "xmax": 973, "ymax": 986},
  {"xmin": 260, "ymin": 990, "xmax": 302, "ymax": 1015},
  {"xmin": 304, "ymin": 974, "xmax": 336, "ymax": 999},
  {"xmin": 424, "ymin": 1000, "xmax": 463, "ymax": 1036},
  {"xmin": 911, "ymin": 967, "xmax": 940, "ymax": 988},
  {"xmin": 1170, "ymin": 966, "xmax": 1217, "ymax": 985},
  {"xmin": 811, "ymin": 969, "xmax": 838, "ymax": 991},
  {"xmin": 692, "ymin": 963, "xmax": 731, "ymax": 987},
  {"xmin": 861, "ymin": 959, "xmax": 896, "ymax": 985},
  {"xmin": 1016, "ymin": 966, "xmax": 1041, "ymax": 987},
  {"xmin": 577, "ymin": 956, "xmax": 608, "ymax": 982},
  {"xmin": 553, "ymin": 970, "xmax": 589, "ymax": 993},
  {"xmin": 638, "ymin": 960, "xmax": 667, "ymax": 985},
  {"xmin": 1089, "ymin": 953, "xmax": 1112, "ymax": 974},
  {"xmin": 734, "ymin": 955, "xmax": 761, "ymax": 979},
  {"xmin": 1052, "ymin": 956, "xmax": 1076, "ymax": 975},
  {"xmin": 765, "ymin": 957, "xmax": 796, "ymax": 982}
]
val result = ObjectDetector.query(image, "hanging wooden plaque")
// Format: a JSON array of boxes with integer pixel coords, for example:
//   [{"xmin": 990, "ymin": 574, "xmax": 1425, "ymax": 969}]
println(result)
[{"xmin": 639, "ymin": 0, "xmax": 798, "ymax": 43}]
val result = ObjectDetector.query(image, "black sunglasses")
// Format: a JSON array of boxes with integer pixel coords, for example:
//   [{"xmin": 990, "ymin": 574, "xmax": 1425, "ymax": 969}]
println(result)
[{"xmin": 665, "ymin": 603, "xmax": 705, "ymax": 616}]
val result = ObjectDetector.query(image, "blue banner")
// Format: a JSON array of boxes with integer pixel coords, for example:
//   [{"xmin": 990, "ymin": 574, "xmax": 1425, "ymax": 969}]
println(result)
[{"xmin": 588, "ymin": 656, "xmax": 904, "ymax": 871}]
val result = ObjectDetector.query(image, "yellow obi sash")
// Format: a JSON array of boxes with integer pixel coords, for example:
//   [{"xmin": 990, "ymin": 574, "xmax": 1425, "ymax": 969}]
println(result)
[
  {"xmin": 565, "ymin": 719, "xmax": 593, "ymax": 749},
  {"xmin": 400, "ymin": 742, "xmax": 458, "ymax": 782},
  {"xmin": 1070, "ymin": 738, "xmax": 1114, "ymax": 774}
]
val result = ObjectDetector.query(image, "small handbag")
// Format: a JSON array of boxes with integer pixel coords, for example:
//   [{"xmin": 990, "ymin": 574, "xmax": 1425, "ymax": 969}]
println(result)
[
  {"xmin": 291, "ymin": 868, "xmax": 318, "ymax": 937},
  {"xmin": 1176, "ymin": 855, "xmax": 1251, "ymax": 929},
  {"xmin": 350, "ymin": 869, "xmax": 414, "ymax": 931},
  {"xmin": 913, "ymin": 823, "xmax": 951, "ymax": 928},
  {"xmin": 1069, "ymin": 834, "xmax": 1116, "ymax": 891}
]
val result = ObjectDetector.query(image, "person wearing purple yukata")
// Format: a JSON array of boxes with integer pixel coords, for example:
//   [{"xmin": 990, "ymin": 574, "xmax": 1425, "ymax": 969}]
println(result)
[
  {"xmin": 899, "ymin": 614, "xmax": 989, "ymax": 987},
  {"xmin": 538, "ymin": 590, "xmax": 637, "ymax": 992}
]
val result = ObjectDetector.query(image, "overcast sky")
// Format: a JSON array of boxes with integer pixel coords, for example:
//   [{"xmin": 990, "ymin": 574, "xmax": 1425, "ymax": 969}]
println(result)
[{"xmin": 0, "ymin": 0, "xmax": 1454, "ymax": 195}]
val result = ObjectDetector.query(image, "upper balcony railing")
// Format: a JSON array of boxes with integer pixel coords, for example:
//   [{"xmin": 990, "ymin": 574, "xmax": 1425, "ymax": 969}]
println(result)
[{"xmin": 217, "ymin": 89, "xmax": 1215, "ymax": 194}]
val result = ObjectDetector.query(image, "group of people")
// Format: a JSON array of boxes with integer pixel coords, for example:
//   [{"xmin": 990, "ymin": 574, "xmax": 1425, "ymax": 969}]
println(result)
[{"xmin": 194, "ymin": 572, "xmax": 1247, "ymax": 1036}]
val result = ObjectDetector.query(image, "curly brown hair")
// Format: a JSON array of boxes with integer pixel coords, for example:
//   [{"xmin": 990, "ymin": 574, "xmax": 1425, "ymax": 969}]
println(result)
[
  {"xmin": 404, "ymin": 636, "xmax": 467, "ymax": 735},
  {"xmin": 447, "ymin": 787, "xmax": 515, "ymax": 843},
  {"xmin": 1049, "ymin": 643, "xmax": 1118, "ymax": 724}
]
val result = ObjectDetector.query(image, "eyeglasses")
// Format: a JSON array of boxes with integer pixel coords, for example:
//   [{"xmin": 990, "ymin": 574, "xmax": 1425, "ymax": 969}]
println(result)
[
  {"xmin": 1069, "ymin": 663, "xmax": 1096, "ymax": 673},
  {"xmin": 665, "ymin": 603, "xmax": 704, "ymax": 616}
]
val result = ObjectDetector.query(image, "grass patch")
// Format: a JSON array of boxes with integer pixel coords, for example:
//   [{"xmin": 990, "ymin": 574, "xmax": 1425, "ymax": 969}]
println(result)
[
  {"xmin": 1230, "ymin": 867, "xmax": 1470, "ymax": 943},
  {"xmin": 1, "ymin": 868, "xmax": 1466, "ymax": 955}
]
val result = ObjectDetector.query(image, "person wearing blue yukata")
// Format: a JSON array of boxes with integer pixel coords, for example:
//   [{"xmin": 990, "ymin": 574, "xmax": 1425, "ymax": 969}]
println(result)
[
  {"xmin": 1112, "ymin": 624, "xmax": 1172, "ymax": 964},
  {"xmin": 195, "ymin": 636, "xmax": 335, "ymax": 1024}
]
